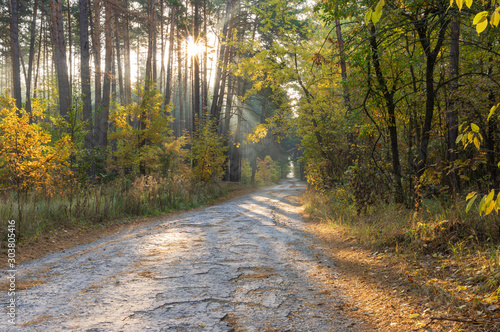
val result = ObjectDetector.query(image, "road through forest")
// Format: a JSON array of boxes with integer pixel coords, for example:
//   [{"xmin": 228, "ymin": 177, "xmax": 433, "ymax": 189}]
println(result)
[{"xmin": 1, "ymin": 179, "xmax": 362, "ymax": 331}]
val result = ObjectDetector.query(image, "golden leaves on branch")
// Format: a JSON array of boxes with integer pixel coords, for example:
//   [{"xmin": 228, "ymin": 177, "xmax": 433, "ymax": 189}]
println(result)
[{"xmin": 0, "ymin": 94, "xmax": 73, "ymax": 195}]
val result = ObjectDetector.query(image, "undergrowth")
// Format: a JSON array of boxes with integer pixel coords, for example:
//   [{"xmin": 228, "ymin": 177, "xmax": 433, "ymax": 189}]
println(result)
[
  {"xmin": 303, "ymin": 188, "xmax": 500, "ymax": 316},
  {"xmin": 0, "ymin": 175, "xmax": 245, "ymax": 245}
]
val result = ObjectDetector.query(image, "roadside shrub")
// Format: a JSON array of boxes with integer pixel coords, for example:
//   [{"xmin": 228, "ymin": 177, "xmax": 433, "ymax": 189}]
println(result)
[
  {"xmin": 255, "ymin": 155, "xmax": 280, "ymax": 184},
  {"xmin": 241, "ymin": 159, "xmax": 253, "ymax": 184},
  {"xmin": 190, "ymin": 120, "xmax": 227, "ymax": 182}
]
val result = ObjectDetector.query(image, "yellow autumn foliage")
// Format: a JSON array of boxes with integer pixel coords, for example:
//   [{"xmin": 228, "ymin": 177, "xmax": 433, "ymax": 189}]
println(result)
[{"xmin": 0, "ymin": 94, "xmax": 73, "ymax": 195}]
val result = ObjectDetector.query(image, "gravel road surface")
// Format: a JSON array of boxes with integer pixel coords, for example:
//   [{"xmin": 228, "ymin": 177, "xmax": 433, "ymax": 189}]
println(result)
[{"xmin": 1, "ymin": 179, "xmax": 361, "ymax": 331}]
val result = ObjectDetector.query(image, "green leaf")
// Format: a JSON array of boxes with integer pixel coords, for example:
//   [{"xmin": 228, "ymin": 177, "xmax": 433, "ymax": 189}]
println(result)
[
  {"xmin": 371, "ymin": 0, "xmax": 385, "ymax": 23},
  {"xmin": 474, "ymin": 137, "xmax": 480, "ymax": 149},
  {"xmin": 486, "ymin": 200, "xmax": 496, "ymax": 215},
  {"xmin": 471, "ymin": 123, "xmax": 479, "ymax": 132},
  {"xmin": 365, "ymin": 8, "xmax": 373, "ymax": 25},
  {"xmin": 466, "ymin": 0, "xmax": 473, "ymax": 8},
  {"xmin": 372, "ymin": 8, "xmax": 383, "ymax": 23},
  {"xmin": 466, "ymin": 192, "xmax": 477, "ymax": 201},
  {"xmin": 485, "ymin": 189, "xmax": 495, "ymax": 206},
  {"xmin": 477, "ymin": 18, "xmax": 488, "ymax": 34},
  {"xmin": 375, "ymin": 0, "xmax": 385, "ymax": 11},
  {"xmin": 493, "ymin": 11, "xmax": 500, "ymax": 27},
  {"xmin": 456, "ymin": 134, "xmax": 463, "ymax": 144},
  {"xmin": 466, "ymin": 194, "xmax": 478, "ymax": 213},
  {"xmin": 487, "ymin": 104, "xmax": 498, "ymax": 121},
  {"xmin": 478, "ymin": 194, "xmax": 487, "ymax": 215},
  {"xmin": 473, "ymin": 11, "xmax": 489, "ymax": 25}
]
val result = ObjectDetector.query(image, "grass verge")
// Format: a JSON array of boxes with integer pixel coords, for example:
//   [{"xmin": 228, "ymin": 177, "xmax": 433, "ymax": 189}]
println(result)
[
  {"xmin": 0, "ymin": 177, "xmax": 254, "ymax": 263},
  {"xmin": 303, "ymin": 189, "xmax": 500, "ymax": 331}
]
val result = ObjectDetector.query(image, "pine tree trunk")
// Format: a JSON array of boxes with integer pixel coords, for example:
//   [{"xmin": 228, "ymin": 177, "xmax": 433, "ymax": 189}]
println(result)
[
  {"xmin": 177, "ymin": 28, "xmax": 184, "ymax": 135},
  {"xmin": 95, "ymin": 1, "xmax": 113, "ymax": 148},
  {"xmin": 115, "ymin": 21, "xmax": 124, "ymax": 104},
  {"xmin": 67, "ymin": 0, "xmax": 72, "ymax": 97},
  {"xmin": 193, "ymin": 0, "xmax": 200, "ymax": 132},
  {"xmin": 9, "ymin": 0, "xmax": 22, "ymax": 110},
  {"xmin": 50, "ymin": 0, "xmax": 71, "ymax": 120},
  {"xmin": 90, "ymin": 0, "xmax": 101, "ymax": 108},
  {"xmin": 210, "ymin": 0, "xmax": 233, "ymax": 122},
  {"xmin": 164, "ymin": 6, "xmax": 175, "ymax": 106},
  {"xmin": 25, "ymin": 0, "xmax": 39, "ymax": 117},
  {"xmin": 33, "ymin": 14, "xmax": 44, "ymax": 99},
  {"xmin": 159, "ymin": 0, "xmax": 164, "ymax": 93},
  {"xmin": 123, "ymin": 0, "xmax": 131, "ymax": 104},
  {"xmin": 79, "ymin": 0, "xmax": 93, "ymax": 149}
]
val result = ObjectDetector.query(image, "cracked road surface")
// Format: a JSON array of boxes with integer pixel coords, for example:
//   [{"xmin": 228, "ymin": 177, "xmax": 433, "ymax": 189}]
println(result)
[{"xmin": 1, "ymin": 179, "xmax": 361, "ymax": 331}]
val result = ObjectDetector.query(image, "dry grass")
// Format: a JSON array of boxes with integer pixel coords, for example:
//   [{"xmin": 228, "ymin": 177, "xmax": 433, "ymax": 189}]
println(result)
[{"xmin": 302, "ymin": 189, "xmax": 500, "ymax": 331}]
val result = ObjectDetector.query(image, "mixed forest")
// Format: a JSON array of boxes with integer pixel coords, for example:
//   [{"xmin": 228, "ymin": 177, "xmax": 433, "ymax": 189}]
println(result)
[{"xmin": 4, "ymin": 0, "xmax": 500, "ymax": 320}]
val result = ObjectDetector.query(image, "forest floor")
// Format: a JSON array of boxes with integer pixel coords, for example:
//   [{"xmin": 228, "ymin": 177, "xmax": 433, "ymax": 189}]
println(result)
[{"xmin": 2, "ymin": 179, "xmax": 496, "ymax": 331}]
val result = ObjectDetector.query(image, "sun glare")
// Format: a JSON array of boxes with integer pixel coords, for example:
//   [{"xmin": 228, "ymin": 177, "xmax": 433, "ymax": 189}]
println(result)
[{"xmin": 186, "ymin": 36, "xmax": 203, "ymax": 57}]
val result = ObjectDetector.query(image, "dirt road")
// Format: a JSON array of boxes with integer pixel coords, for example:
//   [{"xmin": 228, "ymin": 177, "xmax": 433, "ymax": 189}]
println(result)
[{"xmin": 1, "ymin": 179, "xmax": 361, "ymax": 331}]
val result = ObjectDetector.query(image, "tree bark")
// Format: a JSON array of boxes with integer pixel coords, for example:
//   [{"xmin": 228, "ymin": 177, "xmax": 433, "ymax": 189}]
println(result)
[
  {"xmin": 90, "ymin": 0, "xmax": 101, "ymax": 108},
  {"xmin": 50, "ymin": 0, "xmax": 71, "ymax": 120},
  {"xmin": 79, "ymin": 0, "xmax": 93, "ymax": 149},
  {"xmin": 115, "ymin": 20, "xmax": 124, "ymax": 104},
  {"xmin": 193, "ymin": 0, "xmax": 201, "ymax": 132},
  {"xmin": 67, "ymin": 0, "xmax": 72, "ymax": 97},
  {"xmin": 123, "ymin": 0, "xmax": 131, "ymax": 104},
  {"xmin": 177, "ymin": 28, "xmax": 184, "ymax": 135},
  {"xmin": 94, "ymin": 1, "xmax": 113, "ymax": 148},
  {"xmin": 33, "ymin": 16, "xmax": 44, "ymax": 99},
  {"xmin": 164, "ymin": 5, "xmax": 175, "ymax": 106},
  {"xmin": 25, "ymin": 0, "xmax": 39, "ymax": 117},
  {"xmin": 210, "ymin": 0, "xmax": 233, "ymax": 122},
  {"xmin": 9, "ymin": 0, "xmax": 22, "ymax": 110}
]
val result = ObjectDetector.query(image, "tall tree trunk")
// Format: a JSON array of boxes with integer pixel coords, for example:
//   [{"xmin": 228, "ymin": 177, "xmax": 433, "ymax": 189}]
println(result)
[
  {"xmin": 79, "ymin": 0, "xmax": 93, "ymax": 149},
  {"xmin": 67, "ymin": 0, "xmax": 72, "ymax": 97},
  {"xmin": 152, "ymin": 0, "xmax": 157, "ymax": 83},
  {"xmin": 193, "ymin": 0, "xmax": 200, "ymax": 131},
  {"xmin": 184, "ymin": 32, "xmax": 189, "ymax": 133},
  {"xmin": 177, "ymin": 28, "xmax": 184, "ymax": 135},
  {"xmin": 34, "ymin": 17, "xmax": 44, "ymax": 99},
  {"xmin": 90, "ymin": 0, "xmax": 101, "ymax": 108},
  {"xmin": 223, "ymin": 69, "xmax": 234, "ymax": 180},
  {"xmin": 9, "ymin": 0, "xmax": 22, "ymax": 110},
  {"xmin": 115, "ymin": 21, "xmax": 124, "ymax": 104},
  {"xmin": 25, "ymin": 0, "xmax": 39, "ymax": 116},
  {"xmin": 123, "ymin": 0, "xmax": 131, "ymax": 104},
  {"xmin": 95, "ymin": 1, "xmax": 113, "ymax": 148},
  {"xmin": 447, "ymin": 18, "xmax": 460, "ymax": 193},
  {"xmin": 164, "ymin": 6, "xmax": 175, "ymax": 106},
  {"xmin": 111, "ymin": 44, "xmax": 116, "ymax": 101},
  {"xmin": 159, "ymin": 0, "xmax": 165, "ymax": 93},
  {"xmin": 229, "ymin": 93, "xmax": 242, "ymax": 182},
  {"xmin": 202, "ymin": 0, "xmax": 208, "ymax": 113},
  {"xmin": 50, "ymin": 0, "xmax": 71, "ymax": 120},
  {"xmin": 210, "ymin": 0, "xmax": 233, "ymax": 121}
]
